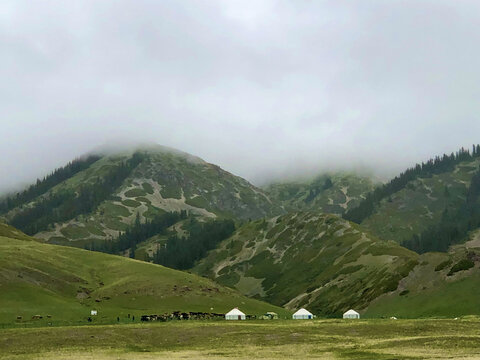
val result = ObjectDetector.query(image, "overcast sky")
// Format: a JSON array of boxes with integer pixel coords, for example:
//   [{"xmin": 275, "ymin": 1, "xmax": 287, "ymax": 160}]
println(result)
[{"xmin": 2, "ymin": 0, "xmax": 480, "ymax": 193}]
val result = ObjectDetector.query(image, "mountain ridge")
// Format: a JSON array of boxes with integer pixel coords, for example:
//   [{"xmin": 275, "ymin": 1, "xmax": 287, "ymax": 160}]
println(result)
[{"xmin": 1, "ymin": 145, "xmax": 282, "ymax": 246}]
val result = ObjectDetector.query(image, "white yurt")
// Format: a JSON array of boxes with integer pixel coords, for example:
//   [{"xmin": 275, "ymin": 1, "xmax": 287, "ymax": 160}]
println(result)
[
  {"xmin": 225, "ymin": 308, "xmax": 246, "ymax": 320},
  {"xmin": 343, "ymin": 309, "xmax": 360, "ymax": 319},
  {"xmin": 292, "ymin": 308, "xmax": 313, "ymax": 320}
]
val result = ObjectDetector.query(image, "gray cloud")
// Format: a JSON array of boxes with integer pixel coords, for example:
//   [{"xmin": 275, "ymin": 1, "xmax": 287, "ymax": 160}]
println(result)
[{"xmin": 2, "ymin": 0, "xmax": 480, "ymax": 193}]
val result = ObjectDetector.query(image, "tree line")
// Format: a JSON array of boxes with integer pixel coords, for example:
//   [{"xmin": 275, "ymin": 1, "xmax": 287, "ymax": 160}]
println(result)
[
  {"xmin": 9, "ymin": 152, "xmax": 145, "ymax": 235},
  {"xmin": 88, "ymin": 210, "xmax": 187, "ymax": 254},
  {"xmin": 86, "ymin": 213, "xmax": 235, "ymax": 271},
  {"xmin": 402, "ymin": 165, "xmax": 480, "ymax": 253},
  {"xmin": 343, "ymin": 145, "xmax": 480, "ymax": 224},
  {"xmin": 305, "ymin": 177, "xmax": 333, "ymax": 203},
  {"xmin": 152, "ymin": 217, "xmax": 235, "ymax": 270},
  {"xmin": 0, "ymin": 155, "xmax": 101, "ymax": 214}
]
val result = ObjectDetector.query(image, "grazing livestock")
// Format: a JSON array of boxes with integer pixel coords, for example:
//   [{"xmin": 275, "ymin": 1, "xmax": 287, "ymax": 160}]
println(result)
[{"xmin": 140, "ymin": 311, "xmax": 225, "ymax": 322}]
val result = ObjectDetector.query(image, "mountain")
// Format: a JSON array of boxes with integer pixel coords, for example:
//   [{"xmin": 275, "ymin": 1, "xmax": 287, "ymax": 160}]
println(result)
[
  {"xmin": 193, "ymin": 212, "xmax": 418, "ymax": 317},
  {"xmin": 193, "ymin": 211, "xmax": 480, "ymax": 318},
  {"xmin": 344, "ymin": 146, "xmax": 480, "ymax": 252},
  {"xmin": 264, "ymin": 173, "xmax": 376, "ymax": 215},
  {"xmin": 362, "ymin": 158, "xmax": 480, "ymax": 244},
  {"xmin": 0, "ymin": 223, "xmax": 290, "ymax": 325},
  {"xmin": 0, "ymin": 145, "xmax": 282, "ymax": 247}
]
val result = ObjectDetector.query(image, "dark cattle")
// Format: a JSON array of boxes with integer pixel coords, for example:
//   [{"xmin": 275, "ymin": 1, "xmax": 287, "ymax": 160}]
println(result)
[{"xmin": 141, "ymin": 311, "xmax": 226, "ymax": 321}]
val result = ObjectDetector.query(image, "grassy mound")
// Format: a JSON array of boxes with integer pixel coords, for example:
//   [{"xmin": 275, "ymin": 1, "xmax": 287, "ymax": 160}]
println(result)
[{"xmin": 0, "ymin": 234, "xmax": 290, "ymax": 327}]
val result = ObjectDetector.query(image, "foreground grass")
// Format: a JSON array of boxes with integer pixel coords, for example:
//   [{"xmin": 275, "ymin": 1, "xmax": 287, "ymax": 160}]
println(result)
[{"xmin": 1, "ymin": 319, "xmax": 480, "ymax": 359}]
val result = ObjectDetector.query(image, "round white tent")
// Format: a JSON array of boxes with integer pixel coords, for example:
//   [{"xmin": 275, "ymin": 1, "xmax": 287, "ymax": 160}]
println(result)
[
  {"xmin": 225, "ymin": 308, "xmax": 246, "ymax": 320},
  {"xmin": 292, "ymin": 308, "xmax": 313, "ymax": 320},
  {"xmin": 343, "ymin": 309, "xmax": 360, "ymax": 319}
]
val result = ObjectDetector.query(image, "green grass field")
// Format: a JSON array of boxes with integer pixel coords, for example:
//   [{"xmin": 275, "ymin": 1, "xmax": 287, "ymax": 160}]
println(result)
[
  {"xmin": 1, "ymin": 319, "xmax": 480, "ymax": 359},
  {"xmin": 0, "ymin": 229, "xmax": 290, "ymax": 327}
]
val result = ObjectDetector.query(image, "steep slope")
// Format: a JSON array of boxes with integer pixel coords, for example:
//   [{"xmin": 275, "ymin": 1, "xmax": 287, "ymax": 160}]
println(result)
[
  {"xmin": 0, "ymin": 227, "xmax": 290, "ymax": 326},
  {"xmin": 193, "ymin": 212, "xmax": 418, "ymax": 316},
  {"xmin": 1, "ymin": 144, "xmax": 282, "ymax": 245},
  {"xmin": 360, "ymin": 157, "xmax": 480, "ymax": 245},
  {"xmin": 264, "ymin": 173, "xmax": 375, "ymax": 215},
  {"xmin": 365, "ymin": 231, "xmax": 480, "ymax": 318}
]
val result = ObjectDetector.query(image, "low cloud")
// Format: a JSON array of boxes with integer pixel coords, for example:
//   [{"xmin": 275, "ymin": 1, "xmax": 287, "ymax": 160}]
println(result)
[{"xmin": 2, "ymin": 0, "xmax": 480, "ymax": 192}]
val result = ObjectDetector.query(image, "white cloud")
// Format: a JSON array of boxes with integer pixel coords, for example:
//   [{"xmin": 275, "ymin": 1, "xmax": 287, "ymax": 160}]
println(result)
[{"xmin": 1, "ymin": 0, "xmax": 480, "ymax": 192}]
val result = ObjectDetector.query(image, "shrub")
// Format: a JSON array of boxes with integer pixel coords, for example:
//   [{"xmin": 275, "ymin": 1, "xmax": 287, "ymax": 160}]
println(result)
[
  {"xmin": 447, "ymin": 259, "xmax": 475, "ymax": 276},
  {"xmin": 435, "ymin": 259, "xmax": 451, "ymax": 272}
]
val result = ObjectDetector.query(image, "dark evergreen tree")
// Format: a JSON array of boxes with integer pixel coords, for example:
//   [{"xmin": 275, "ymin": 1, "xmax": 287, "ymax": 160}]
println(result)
[
  {"xmin": 323, "ymin": 177, "xmax": 333, "ymax": 190},
  {"xmin": 0, "ymin": 155, "xmax": 101, "ymax": 214},
  {"xmin": 344, "ymin": 145, "xmax": 480, "ymax": 224},
  {"xmin": 152, "ymin": 218, "xmax": 235, "ymax": 270},
  {"xmin": 402, "ymin": 166, "xmax": 480, "ymax": 253},
  {"xmin": 8, "ymin": 152, "xmax": 145, "ymax": 235}
]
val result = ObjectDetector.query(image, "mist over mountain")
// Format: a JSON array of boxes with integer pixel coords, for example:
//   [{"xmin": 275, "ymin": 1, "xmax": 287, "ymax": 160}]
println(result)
[{"xmin": 2, "ymin": 1, "xmax": 480, "ymax": 193}]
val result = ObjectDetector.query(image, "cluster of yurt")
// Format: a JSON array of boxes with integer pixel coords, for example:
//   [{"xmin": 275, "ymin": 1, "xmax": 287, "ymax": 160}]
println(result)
[{"xmin": 225, "ymin": 307, "xmax": 360, "ymax": 320}]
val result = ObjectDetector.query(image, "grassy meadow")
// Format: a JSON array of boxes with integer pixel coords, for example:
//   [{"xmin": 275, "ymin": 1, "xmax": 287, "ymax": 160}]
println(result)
[
  {"xmin": 0, "ymin": 232, "xmax": 290, "ymax": 328},
  {"xmin": 1, "ymin": 318, "xmax": 480, "ymax": 359}
]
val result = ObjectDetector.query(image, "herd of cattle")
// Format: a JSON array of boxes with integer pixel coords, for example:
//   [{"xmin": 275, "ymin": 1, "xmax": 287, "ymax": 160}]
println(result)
[{"xmin": 140, "ymin": 311, "xmax": 256, "ymax": 322}]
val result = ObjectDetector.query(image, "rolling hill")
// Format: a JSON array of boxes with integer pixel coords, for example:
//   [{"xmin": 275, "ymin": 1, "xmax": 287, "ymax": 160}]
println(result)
[
  {"xmin": 0, "ymin": 223, "xmax": 290, "ymax": 326},
  {"xmin": 0, "ymin": 144, "xmax": 282, "ymax": 247}
]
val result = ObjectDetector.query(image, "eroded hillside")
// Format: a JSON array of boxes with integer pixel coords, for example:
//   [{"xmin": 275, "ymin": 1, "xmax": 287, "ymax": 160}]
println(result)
[
  {"xmin": 1, "ymin": 145, "xmax": 282, "ymax": 245},
  {"xmin": 193, "ymin": 212, "xmax": 418, "ymax": 316},
  {"xmin": 264, "ymin": 173, "xmax": 375, "ymax": 215}
]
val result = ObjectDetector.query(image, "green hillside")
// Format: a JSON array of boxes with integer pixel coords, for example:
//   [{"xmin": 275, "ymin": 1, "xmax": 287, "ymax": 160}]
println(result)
[
  {"xmin": 193, "ymin": 212, "xmax": 418, "ymax": 316},
  {"xmin": 264, "ymin": 173, "xmax": 375, "ymax": 215},
  {"xmin": 0, "ymin": 222, "xmax": 32, "ymax": 241},
  {"xmin": 1, "ymin": 144, "xmax": 282, "ymax": 246},
  {"xmin": 361, "ymin": 157, "xmax": 480, "ymax": 244},
  {"xmin": 193, "ymin": 211, "xmax": 480, "ymax": 318},
  {"xmin": 366, "ymin": 232, "xmax": 480, "ymax": 318},
  {"xmin": 0, "ymin": 228, "xmax": 290, "ymax": 327}
]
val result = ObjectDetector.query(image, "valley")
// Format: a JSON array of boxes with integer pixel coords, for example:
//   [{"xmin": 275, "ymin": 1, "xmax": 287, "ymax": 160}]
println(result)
[{"xmin": 2, "ymin": 143, "xmax": 480, "ymax": 327}]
